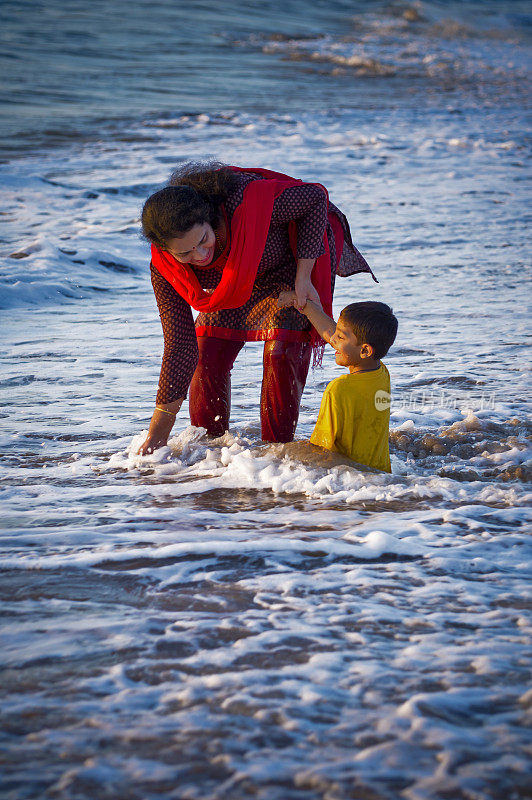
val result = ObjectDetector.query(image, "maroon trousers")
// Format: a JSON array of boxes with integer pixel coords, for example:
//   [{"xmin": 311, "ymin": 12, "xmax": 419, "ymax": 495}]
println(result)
[{"xmin": 189, "ymin": 337, "xmax": 311, "ymax": 442}]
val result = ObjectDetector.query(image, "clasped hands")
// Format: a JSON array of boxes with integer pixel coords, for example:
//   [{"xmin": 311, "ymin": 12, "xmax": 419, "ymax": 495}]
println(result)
[{"xmin": 278, "ymin": 277, "xmax": 320, "ymax": 312}]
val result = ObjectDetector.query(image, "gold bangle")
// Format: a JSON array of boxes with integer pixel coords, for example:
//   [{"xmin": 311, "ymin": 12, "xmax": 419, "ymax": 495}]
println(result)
[{"xmin": 155, "ymin": 407, "xmax": 176, "ymax": 417}]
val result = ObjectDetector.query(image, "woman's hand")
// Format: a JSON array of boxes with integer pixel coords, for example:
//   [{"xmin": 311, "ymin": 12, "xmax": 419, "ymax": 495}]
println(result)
[
  {"xmin": 294, "ymin": 274, "xmax": 320, "ymax": 310},
  {"xmin": 294, "ymin": 258, "xmax": 320, "ymax": 310},
  {"xmin": 137, "ymin": 401, "xmax": 183, "ymax": 455},
  {"xmin": 138, "ymin": 431, "xmax": 169, "ymax": 455}
]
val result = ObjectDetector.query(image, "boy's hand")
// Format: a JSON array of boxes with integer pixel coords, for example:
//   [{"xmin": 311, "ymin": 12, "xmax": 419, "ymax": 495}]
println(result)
[{"xmin": 277, "ymin": 290, "xmax": 297, "ymax": 308}]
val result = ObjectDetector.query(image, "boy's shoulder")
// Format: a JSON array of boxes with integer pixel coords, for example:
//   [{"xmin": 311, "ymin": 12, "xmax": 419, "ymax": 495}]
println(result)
[
  {"xmin": 322, "ymin": 373, "xmax": 350, "ymax": 402},
  {"xmin": 325, "ymin": 373, "xmax": 352, "ymax": 393},
  {"xmin": 325, "ymin": 363, "xmax": 389, "ymax": 393}
]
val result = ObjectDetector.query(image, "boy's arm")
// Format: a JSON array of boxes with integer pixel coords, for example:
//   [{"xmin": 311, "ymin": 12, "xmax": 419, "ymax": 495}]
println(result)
[
  {"xmin": 277, "ymin": 291, "xmax": 336, "ymax": 344},
  {"xmin": 300, "ymin": 299, "xmax": 336, "ymax": 344}
]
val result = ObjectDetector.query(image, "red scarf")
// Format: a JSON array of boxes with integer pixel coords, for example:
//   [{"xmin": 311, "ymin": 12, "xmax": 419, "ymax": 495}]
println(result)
[{"xmin": 151, "ymin": 167, "xmax": 341, "ymax": 356}]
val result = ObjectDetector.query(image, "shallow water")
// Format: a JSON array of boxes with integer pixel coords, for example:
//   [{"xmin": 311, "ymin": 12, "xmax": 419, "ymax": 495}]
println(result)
[{"xmin": 1, "ymin": 2, "xmax": 531, "ymax": 798}]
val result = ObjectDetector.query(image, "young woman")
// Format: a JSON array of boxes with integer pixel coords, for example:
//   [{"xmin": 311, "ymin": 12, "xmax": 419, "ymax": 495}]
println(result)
[{"xmin": 138, "ymin": 161, "xmax": 375, "ymax": 454}]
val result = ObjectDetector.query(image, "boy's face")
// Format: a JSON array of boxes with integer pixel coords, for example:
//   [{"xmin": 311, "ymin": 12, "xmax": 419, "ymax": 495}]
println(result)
[{"xmin": 330, "ymin": 316, "xmax": 373, "ymax": 372}]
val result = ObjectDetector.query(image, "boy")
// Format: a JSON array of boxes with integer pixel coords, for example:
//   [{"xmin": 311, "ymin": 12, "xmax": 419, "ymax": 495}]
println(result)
[{"xmin": 278, "ymin": 293, "xmax": 398, "ymax": 472}]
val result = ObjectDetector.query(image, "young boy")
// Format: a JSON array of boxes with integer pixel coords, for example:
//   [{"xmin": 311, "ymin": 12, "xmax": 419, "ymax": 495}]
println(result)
[{"xmin": 278, "ymin": 293, "xmax": 398, "ymax": 472}]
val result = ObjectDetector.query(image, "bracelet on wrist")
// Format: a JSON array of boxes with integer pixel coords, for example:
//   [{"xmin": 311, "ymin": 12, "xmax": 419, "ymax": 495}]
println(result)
[{"xmin": 155, "ymin": 407, "xmax": 176, "ymax": 417}]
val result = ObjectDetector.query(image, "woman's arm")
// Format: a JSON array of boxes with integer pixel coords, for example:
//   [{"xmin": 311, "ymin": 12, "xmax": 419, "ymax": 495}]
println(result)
[
  {"xmin": 294, "ymin": 257, "xmax": 321, "ymax": 310},
  {"xmin": 138, "ymin": 268, "xmax": 199, "ymax": 455},
  {"xmin": 270, "ymin": 184, "xmax": 328, "ymax": 309}
]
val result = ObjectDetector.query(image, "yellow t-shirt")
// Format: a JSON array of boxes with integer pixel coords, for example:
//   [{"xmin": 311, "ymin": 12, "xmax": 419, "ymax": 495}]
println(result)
[{"xmin": 310, "ymin": 363, "xmax": 391, "ymax": 472}]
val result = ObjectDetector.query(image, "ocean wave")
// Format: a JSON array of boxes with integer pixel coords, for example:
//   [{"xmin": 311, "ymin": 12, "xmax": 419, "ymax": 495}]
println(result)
[
  {"xmin": 1, "ymin": 167, "xmax": 145, "ymax": 309},
  {"xmin": 0, "ymin": 247, "xmax": 141, "ymax": 309},
  {"xmin": 391, "ymin": 413, "xmax": 532, "ymax": 483},
  {"xmin": 236, "ymin": 5, "xmax": 530, "ymax": 93},
  {"xmin": 96, "ymin": 413, "xmax": 531, "ymax": 511},
  {"xmin": 262, "ymin": 39, "xmax": 397, "ymax": 77}
]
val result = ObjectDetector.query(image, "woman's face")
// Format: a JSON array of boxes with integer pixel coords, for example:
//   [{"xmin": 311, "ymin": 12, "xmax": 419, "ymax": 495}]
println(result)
[{"xmin": 165, "ymin": 223, "xmax": 216, "ymax": 266}]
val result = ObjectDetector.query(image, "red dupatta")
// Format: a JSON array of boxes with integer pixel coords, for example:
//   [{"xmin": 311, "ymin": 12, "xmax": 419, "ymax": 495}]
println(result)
[{"xmin": 150, "ymin": 167, "xmax": 341, "ymax": 358}]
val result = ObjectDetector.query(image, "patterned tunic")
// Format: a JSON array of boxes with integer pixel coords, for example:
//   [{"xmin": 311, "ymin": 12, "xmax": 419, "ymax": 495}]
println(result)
[{"xmin": 151, "ymin": 171, "xmax": 372, "ymax": 404}]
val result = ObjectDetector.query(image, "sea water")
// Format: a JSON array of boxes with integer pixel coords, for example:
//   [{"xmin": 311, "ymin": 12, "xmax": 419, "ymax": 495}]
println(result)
[{"xmin": 1, "ymin": 2, "xmax": 531, "ymax": 798}]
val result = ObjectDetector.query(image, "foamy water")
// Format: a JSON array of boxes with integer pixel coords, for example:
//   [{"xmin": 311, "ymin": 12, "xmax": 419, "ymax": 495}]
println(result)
[{"xmin": 1, "ymin": 2, "xmax": 531, "ymax": 798}]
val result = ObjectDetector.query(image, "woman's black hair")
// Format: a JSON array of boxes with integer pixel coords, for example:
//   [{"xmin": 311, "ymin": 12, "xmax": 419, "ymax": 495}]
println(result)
[{"xmin": 141, "ymin": 160, "xmax": 240, "ymax": 248}]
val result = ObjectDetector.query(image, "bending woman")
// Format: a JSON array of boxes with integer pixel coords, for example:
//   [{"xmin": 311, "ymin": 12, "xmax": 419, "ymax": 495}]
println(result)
[{"xmin": 138, "ymin": 162, "xmax": 375, "ymax": 454}]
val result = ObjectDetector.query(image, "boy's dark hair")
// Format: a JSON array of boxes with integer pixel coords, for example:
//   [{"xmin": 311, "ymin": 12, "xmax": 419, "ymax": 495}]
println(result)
[{"xmin": 340, "ymin": 301, "xmax": 398, "ymax": 359}]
